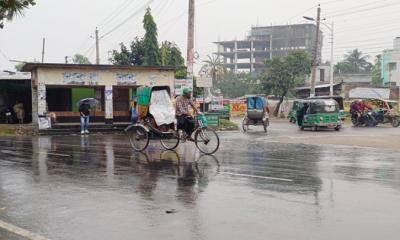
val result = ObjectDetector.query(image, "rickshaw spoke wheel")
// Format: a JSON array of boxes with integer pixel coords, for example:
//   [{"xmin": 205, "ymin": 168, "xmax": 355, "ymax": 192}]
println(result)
[
  {"xmin": 194, "ymin": 128, "xmax": 220, "ymax": 155},
  {"xmin": 263, "ymin": 119, "xmax": 268, "ymax": 133},
  {"xmin": 160, "ymin": 133, "xmax": 180, "ymax": 150},
  {"xmin": 242, "ymin": 118, "xmax": 248, "ymax": 132},
  {"xmin": 127, "ymin": 126, "xmax": 149, "ymax": 152}
]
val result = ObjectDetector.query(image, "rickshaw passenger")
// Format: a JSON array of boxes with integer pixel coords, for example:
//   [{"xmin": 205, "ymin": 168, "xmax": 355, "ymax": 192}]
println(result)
[{"xmin": 175, "ymin": 88, "xmax": 198, "ymax": 141}]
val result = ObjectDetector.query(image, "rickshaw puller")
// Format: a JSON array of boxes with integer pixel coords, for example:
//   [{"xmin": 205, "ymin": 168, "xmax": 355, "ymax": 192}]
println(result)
[{"xmin": 175, "ymin": 88, "xmax": 199, "ymax": 141}]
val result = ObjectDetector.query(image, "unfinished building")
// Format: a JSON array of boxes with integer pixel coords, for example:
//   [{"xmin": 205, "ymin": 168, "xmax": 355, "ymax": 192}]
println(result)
[{"xmin": 214, "ymin": 24, "xmax": 323, "ymax": 73}]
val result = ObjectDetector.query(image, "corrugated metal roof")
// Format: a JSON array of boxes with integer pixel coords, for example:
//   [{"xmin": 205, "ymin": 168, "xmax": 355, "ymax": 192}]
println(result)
[
  {"xmin": 349, "ymin": 87, "xmax": 390, "ymax": 100},
  {"xmin": 21, "ymin": 63, "xmax": 176, "ymax": 72},
  {"xmin": 0, "ymin": 72, "xmax": 31, "ymax": 80}
]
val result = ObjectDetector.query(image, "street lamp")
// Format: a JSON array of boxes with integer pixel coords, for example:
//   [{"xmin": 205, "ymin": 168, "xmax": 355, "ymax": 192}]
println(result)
[{"xmin": 304, "ymin": 16, "xmax": 335, "ymax": 96}]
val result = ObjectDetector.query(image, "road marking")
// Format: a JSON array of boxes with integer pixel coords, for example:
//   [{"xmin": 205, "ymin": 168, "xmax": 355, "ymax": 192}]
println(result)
[
  {"xmin": 38, "ymin": 152, "xmax": 70, "ymax": 157},
  {"xmin": 0, "ymin": 219, "xmax": 50, "ymax": 240},
  {"xmin": 220, "ymin": 172, "xmax": 293, "ymax": 182}
]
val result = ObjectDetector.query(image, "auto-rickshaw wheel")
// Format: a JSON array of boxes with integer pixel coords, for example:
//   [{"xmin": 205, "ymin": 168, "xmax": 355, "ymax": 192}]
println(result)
[
  {"xmin": 312, "ymin": 126, "xmax": 318, "ymax": 131},
  {"xmin": 391, "ymin": 118, "xmax": 400, "ymax": 127},
  {"xmin": 299, "ymin": 125, "xmax": 305, "ymax": 131},
  {"xmin": 242, "ymin": 118, "xmax": 248, "ymax": 132},
  {"xmin": 334, "ymin": 125, "xmax": 341, "ymax": 131}
]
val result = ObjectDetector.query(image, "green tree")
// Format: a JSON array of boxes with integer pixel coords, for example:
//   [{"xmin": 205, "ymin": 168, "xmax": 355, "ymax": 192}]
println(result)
[
  {"xmin": 334, "ymin": 62, "xmax": 353, "ymax": 74},
  {"xmin": 109, "ymin": 37, "xmax": 145, "ymax": 66},
  {"xmin": 261, "ymin": 50, "xmax": 312, "ymax": 117},
  {"xmin": 200, "ymin": 55, "xmax": 226, "ymax": 87},
  {"xmin": 334, "ymin": 49, "xmax": 372, "ymax": 74},
  {"xmin": 371, "ymin": 54, "xmax": 382, "ymax": 85},
  {"xmin": 14, "ymin": 62, "xmax": 25, "ymax": 71},
  {"xmin": 0, "ymin": 0, "xmax": 36, "ymax": 28},
  {"xmin": 159, "ymin": 41, "xmax": 184, "ymax": 66},
  {"xmin": 72, "ymin": 54, "xmax": 91, "ymax": 64},
  {"xmin": 142, "ymin": 7, "xmax": 160, "ymax": 66}
]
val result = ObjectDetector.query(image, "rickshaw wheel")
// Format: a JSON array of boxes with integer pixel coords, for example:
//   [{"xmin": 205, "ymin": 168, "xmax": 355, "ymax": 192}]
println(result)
[
  {"xmin": 194, "ymin": 128, "xmax": 220, "ymax": 155},
  {"xmin": 263, "ymin": 119, "xmax": 269, "ymax": 133},
  {"xmin": 160, "ymin": 134, "xmax": 180, "ymax": 150},
  {"xmin": 127, "ymin": 126, "xmax": 149, "ymax": 152},
  {"xmin": 242, "ymin": 118, "xmax": 248, "ymax": 132},
  {"xmin": 391, "ymin": 118, "xmax": 400, "ymax": 127}
]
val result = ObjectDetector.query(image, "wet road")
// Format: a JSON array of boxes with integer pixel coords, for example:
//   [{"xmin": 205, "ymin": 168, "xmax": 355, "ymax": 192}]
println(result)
[{"xmin": 1, "ymin": 123, "xmax": 400, "ymax": 240}]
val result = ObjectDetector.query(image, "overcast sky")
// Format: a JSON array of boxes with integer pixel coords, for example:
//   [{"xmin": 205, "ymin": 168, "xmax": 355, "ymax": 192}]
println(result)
[{"xmin": 1, "ymin": 0, "xmax": 400, "ymax": 72}]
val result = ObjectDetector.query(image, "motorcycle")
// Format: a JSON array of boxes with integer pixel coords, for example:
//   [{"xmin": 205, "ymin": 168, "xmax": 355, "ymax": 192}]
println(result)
[
  {"xmin": 5, "ymin": 108, "xmax": 13, "ymax": 124},
  {"xmin": 351, "ymin": 110, "xmax": 378, "ymax": 127}
]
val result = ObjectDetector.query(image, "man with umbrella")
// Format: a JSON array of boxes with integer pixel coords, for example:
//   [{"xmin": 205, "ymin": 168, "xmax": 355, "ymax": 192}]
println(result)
[{"xmin": 78, "ymin": 98, "xmax": 98, "ymax": 134}]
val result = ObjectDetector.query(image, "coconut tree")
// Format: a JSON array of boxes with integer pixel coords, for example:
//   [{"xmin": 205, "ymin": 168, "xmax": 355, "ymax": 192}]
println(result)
[
  {"xmin": 344, "ymin": 49, "xmax": 372, "ymax": 73},
  {"xmin": 0, "ymin": 0, "xmax": 36, "ymax": 28},
  {"xmin": 200, "ymin": 55, "xmax": 226, "ymax": 86}
]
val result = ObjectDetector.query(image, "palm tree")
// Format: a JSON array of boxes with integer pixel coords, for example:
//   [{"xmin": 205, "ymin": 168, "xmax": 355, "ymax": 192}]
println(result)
[
  {"xmin": 344, "ymin": 49, "xmax": 372, "ymax": 73},
  {"xmin": 200, "ymin": 55, "xmax": 226, "ymax": 87},
  {"xmin": 0, "ymin": 0, "xmax": 36, "ymax": 28}
]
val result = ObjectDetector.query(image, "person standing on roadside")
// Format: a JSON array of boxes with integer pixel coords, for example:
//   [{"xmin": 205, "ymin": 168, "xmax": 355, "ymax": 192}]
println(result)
[{"xmin": 79, "ymin": 102, "xmax": 90, "ymax": 134}]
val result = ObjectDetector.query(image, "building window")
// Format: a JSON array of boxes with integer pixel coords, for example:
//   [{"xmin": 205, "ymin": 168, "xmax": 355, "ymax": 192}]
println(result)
[
  {"xmin": 389, "ymin": 62, "xmax": 397, "ymax": 71},
  {"xmin": 320, "ymin": 69, "xmax": 325, "ymax": 82}
]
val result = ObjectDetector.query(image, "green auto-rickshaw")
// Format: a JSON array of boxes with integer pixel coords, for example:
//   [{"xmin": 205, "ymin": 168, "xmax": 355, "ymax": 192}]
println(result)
[
  {"xmin": 288, "ymin": 100, "xmax": 304, "ymax": 124},
  {"xmin": 308, "ymin": 95, "xmax": 346, "ymax": 121},
  {"xmin": 299, "ymin": 99, "xmax": 342, "ymax": 131}
]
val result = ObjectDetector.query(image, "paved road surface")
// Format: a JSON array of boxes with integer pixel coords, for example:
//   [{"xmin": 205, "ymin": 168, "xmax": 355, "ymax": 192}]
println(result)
[{"xmin": 0, "ymin": 122, "xmax": 399, "ymax": 240}]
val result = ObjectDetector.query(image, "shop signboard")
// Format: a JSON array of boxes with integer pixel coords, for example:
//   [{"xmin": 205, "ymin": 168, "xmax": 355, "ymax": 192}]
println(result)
[{"xmin": 174, "ymin": 78, "xmax": 193, "ymax": 95}]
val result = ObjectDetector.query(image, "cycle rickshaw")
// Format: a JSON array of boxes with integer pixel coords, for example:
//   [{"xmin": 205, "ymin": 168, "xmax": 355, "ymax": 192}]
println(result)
[
  {"xmin": 242, "ymin": 95, "xmax": 269, "ymax": 133},
  {"xmin": 124, "ymin": 86, "xmax": 220, "ymax": 155}
]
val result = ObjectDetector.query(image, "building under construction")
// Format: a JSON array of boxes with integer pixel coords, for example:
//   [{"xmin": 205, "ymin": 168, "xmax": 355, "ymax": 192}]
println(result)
[{"xmin": 215, "ymin": 24, "xmax": 323, "ymax": 73}]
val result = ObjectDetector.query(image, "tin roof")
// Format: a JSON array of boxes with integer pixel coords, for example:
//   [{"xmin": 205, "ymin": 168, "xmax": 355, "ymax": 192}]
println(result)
[
  {"xmin": 0, "ymin": 71, "xmax": 31, "ymax": 80},
  {"xmin": 21, "ymin": 63, "xmax": 177, "ymax": 72}
]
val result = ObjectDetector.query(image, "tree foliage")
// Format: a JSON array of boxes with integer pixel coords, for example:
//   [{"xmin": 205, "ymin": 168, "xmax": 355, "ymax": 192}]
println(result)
[
  {"xmin": 371, "ymin": 54, "xmax": 382, "ymax": 85},
  {"xmin": 160, "ymin": 41, "xmax": 184, "ymax": 66},
  {"xmin": 72, "ymin": 54, "xmax": 91, "ymax": 64},
  {"xmin": 14, "ymin": 62, "xmax": 24, "ymax": 71},
  {"xmin": 142, "ymin": 7, "xmax": 160, "ymax": 66},
  {"xmin": 261, "ymin": 50, "xmax": 312, "ymax": 116},
  {"xmin": 109, "ymin": 37, "xmax": 145, "ymax": 66},
  {"xmin": 200, "ymin": 55, "xmax": 226, "ymax": 87},
  {"xmin": 216, "ymin": 72, "xmax": 262, "ymax": 98},
  {"xmin": 334, "ymin": 49, "xmax": 372, "ymax": 74},
  {"xmin": 0, "ymin": 0, "xmax": 35, "ymax": 28}
]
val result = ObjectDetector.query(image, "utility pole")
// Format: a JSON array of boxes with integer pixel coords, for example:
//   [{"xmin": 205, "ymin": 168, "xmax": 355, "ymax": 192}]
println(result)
[
  {"xmin": 95, "ymin": 27, "xmax": 100, "ymax": 65},
  {"xmin": 310, "ymin": 5, "xmax": 321, "ymax": 97},
  {"xmin": 329, "ymin": 22, "xmax": 334, "ymax": 96},
  {"xmin": 65, "ymin": 56, "xmax": 68, "ymax": 64},
  {"xmin": 187, "ymin": 0, "xmax": 195, "ymax": 79},
  {"xmin": 41, "ymin": 38, "xmax": 46, "ymax": 63}
]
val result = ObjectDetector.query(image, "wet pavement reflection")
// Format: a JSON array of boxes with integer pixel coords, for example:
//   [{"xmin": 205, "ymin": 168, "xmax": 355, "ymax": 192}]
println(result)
[{"xmin": 0, "ymin": 133, "xmax": 400, "ymax": 240}]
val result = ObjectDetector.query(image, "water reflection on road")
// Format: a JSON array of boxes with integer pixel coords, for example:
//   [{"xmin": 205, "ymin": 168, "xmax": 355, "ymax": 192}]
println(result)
[{"xmin": 0, "ymin": 134, "xmax": 399, "ymax": 240}]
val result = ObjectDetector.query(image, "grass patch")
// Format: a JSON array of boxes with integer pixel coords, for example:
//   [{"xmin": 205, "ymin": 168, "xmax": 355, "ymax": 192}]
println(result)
[
  {"xmin": 218, "ymin": 119, "xmax": 239, "ymax": 131},
  {"xmin": 0, "ymin": 125, "xmax": 16, "ymax": 136}
]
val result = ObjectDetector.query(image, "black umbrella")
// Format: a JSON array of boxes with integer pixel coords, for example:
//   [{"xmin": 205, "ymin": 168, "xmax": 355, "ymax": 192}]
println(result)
[{"xmin": 77, "ymin": 98, "xmax": 100, "ymax": 109}]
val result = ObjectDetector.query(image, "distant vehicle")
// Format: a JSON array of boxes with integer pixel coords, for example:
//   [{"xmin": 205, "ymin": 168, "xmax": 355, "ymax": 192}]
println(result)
[
  {"xmin": 242, "ymin": 95, "xmax": 269, "ymax": 133},
  {"xmin": 308, "ymin": 95, "xmax": 346, "ymax": 121},
  {"xmin": 350, "ymin": 98, "xmax": 400, "ymax": 128},
  {"xmin": 288, "ymin": 100, "xmax": 304, "ymax": 124},
  {"xmin": 299, "ymin": 99, "xmax": 342, "ymax": 131}
]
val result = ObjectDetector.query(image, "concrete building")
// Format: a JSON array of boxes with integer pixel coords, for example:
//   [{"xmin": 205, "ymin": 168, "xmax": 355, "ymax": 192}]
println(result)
[
  {"xmin": 382, "ymin": 37, "xmax": 400, "ymax": 86},
  {"xmin": 21, "ymin": 63, "xmax": 176, "ymax": 128},
  {"xmin": 215, "ymin": 24, "xmax": 323, "ymax": 73}
]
